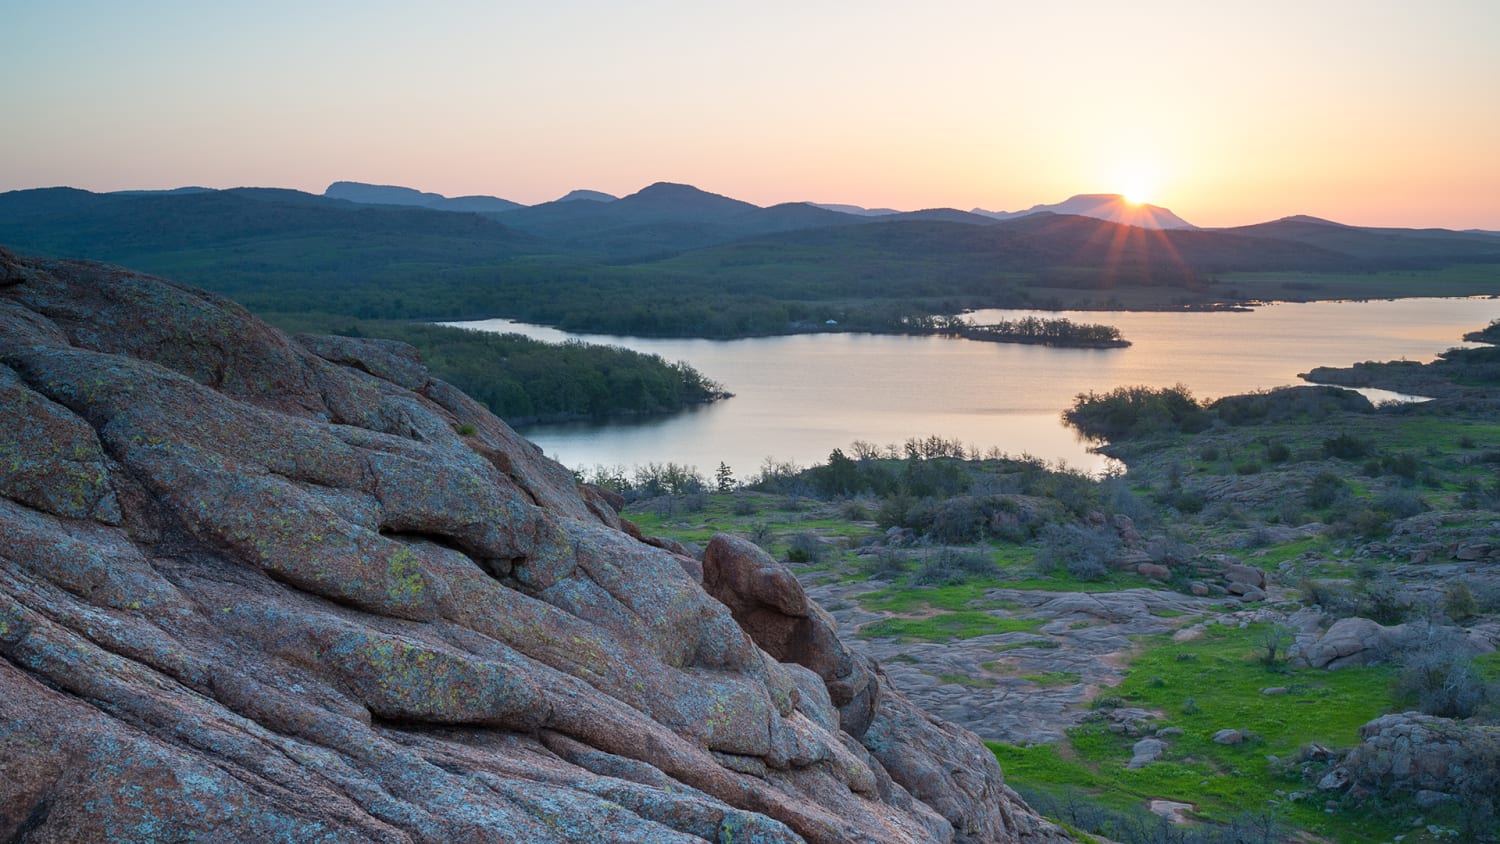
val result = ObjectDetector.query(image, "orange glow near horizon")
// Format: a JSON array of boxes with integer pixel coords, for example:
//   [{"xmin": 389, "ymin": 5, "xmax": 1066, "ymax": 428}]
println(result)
[{"xmin": 3, "ymin": 3, "xmax": 1498, "ymax": 230}]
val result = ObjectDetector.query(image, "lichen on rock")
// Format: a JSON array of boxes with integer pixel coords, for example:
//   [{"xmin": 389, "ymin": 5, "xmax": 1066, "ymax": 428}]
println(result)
[{"xmin": 0, "ymin": 248, "xmax": 1068, "ymax": 843}]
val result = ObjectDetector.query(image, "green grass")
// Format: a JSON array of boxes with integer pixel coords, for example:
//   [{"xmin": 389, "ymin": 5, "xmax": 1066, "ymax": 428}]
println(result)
[
  {"xmin": 858, "ymin": 581, "xmax": 1020, "ymax": 613},
  {"xmin": 987, "ymin": 638, "xmax": 1060, "ymax": 652},
  {"xmin": 857, "ymin": 611, "xmax": 1042, "ymax": 642},
  {"xmin": 1022, "ymin": 671, "xmax": 1082, "ymax": 687},
  {"xmin": 937, "ymin": 673, "xmax": 998, "ymax": 688},
  {"xmin": 991, "ymin": 623, "xmax": 1411, "ymax": 842}
]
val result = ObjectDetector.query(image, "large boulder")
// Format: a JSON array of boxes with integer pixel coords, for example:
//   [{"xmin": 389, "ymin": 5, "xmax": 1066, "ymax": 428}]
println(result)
[
  {"xmin": 1341, "ymin": 713, "xmax": 1500, "ymax": 804},
  {"xmin": 1301, "ymin": 617, "xmax": 1410, "ymax": 669},
  {"xmin": 703, "ymin": 534, "xmax": 880, "ymax": 738},
  {"xmin": 0, "ymin": 250, "xmax": 1068, "ymax": 843}
]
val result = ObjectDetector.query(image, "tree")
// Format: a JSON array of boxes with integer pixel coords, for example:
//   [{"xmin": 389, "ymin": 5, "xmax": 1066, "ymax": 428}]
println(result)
[{"xmin": 715, "ymin": 462, "xmax": 735, "ymax": 493}]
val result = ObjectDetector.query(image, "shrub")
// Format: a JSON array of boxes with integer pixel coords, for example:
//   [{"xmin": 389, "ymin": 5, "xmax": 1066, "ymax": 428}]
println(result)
[
  {"xmin": 926, "ymin": 496, "xmax": 989, "ymax": 544},
  {"xmin": 1304, "ymin": 471, "xmax": 1349, "ymax": 509},
  {"xmin": 1100, "ymin": 476, "xmax": 1153, "ymax": 526},
  {"xmin": 837, "ymin": 498, "xmax": 872, "ymax": 521},
  {"xmin": 786, "ymin": 532, "xmax": 826, "ymax": 564},
  {"xmin": 1381, "ymin": 452, "xmax": 1421, "ymax": 481},
  {"xmin": 913, "ymin": 547, "xmax": 997, "ymax": 585},
  {"xmin": 1035, "ymin": 523, "xmax": 1118, "ymax": 581},
  {"xmin": 1063, "ymin": 384, "xmax": 1209, "ymax": 440},
  {"xmin": 731, "ymin": 496, "xmax": 758, "ymax": 516},
  {"xmin": 1257, "ymin": 625, "xmax": 1295, "ymax": 667},
  {"xmin": 1347, "ymin": 508, "xmax": 1390, "ymax": 538},
  {"xmin": 633, "ymin": 462, "xmax": 706, "ymax": 496},
  {"xmin": 1396, "ymin": 624, "xmax": 1491, "ymax": 718},
  {"xmin": 1322, "ymin": 431, "xmax": 1373, "ymax": 460},
  {"xmin": 877, "ymin": 493, "xmax": 917, "ymax": 529},
  {"xmin": 1375, "ymin": 489, "xmax": 1424, "ymax": 519},
  {"xmin": 860, "ymin": 548, "xmax": 907, "ymax": 581},
  {"xmin": 1444, "ymin": 582, "xmax": 1478, "ymax": 621},
  {"xmin": 1147, "ymin": 532, "xmax": 1194, "ymax": 566},
  {"xmin": 1265, "ymin": 440, "xmax": 1291, "ymax": 463},
  {"xmin": 1234, "ymin": 460, "xmax": 1263, "ymax": 475},
  {"xmin": 1171, "ymin": 490, "xmax": 1205, "ymax": 514}
]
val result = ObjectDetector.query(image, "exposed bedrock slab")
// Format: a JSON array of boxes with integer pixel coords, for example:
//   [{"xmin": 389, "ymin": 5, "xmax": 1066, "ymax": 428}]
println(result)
[{"xmin": 0, "ymin": 249, "xmax": 1067, "ymax": 843}]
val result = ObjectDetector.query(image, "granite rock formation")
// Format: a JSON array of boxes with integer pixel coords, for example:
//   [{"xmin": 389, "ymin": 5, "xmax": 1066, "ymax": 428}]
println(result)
[{"xmin": 0, "ymin": 248, "xmax": 1067, "ymax": 843}]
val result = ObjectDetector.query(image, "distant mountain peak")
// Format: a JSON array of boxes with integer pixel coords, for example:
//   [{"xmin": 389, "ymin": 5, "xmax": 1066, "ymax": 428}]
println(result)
[
  {"xmin": 324, "ymin": 181, "xmax": 522, "ymax": 213},
  {"xmin": 626, "ymin": 182, "xmax": 728, "ymax": 200},
  {"xmin": 556, "ymin": 189, "xmax": 616, "ymax": 203},
  {"xmin": 811, "ymin": 202, "xmax": 903, "ymax": 217},
  {"xmin": 617, "ymin": 182, "xmax": 760, "ymax": 216},
  {"xmin": 1273, "ymin": 214, "xmax": 1350, "ymax": 227},
  {"xmin": 974, "ymin": 193, "xmax": 1197, "ymax": 230}
]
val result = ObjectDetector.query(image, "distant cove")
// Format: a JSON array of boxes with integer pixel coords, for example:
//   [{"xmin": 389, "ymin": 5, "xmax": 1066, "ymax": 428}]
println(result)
[{"xmin": 448, "ymin": 297, "xmax": 1500, "ymax": 478}]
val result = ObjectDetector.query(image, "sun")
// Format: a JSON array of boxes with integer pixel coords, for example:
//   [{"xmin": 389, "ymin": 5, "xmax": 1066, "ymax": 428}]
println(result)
[
  {"xmin": 1119, "ymin": 176, "xmax": 1154, "ymax": 206},
  {"xmin": 1111, "ymin": 161, "xmax": 1160, "ymax": 206}
]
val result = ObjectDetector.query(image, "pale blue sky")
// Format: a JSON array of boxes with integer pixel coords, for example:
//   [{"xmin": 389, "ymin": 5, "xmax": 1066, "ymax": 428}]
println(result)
[{"xmin": 4, "ymin": 0, "xmax": 1497, "ymax": 226}]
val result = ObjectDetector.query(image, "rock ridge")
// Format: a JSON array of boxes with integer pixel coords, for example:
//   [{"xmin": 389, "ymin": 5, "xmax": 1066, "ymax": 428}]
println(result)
[{"xmin": 0, "ymin": 248, "xmax": 1067, "ymax": 842}]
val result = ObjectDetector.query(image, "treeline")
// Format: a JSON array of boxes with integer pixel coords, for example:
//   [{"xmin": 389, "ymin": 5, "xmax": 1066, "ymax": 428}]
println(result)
[
  {"xmin": 586, "ymin": 435, "xmax": 1115, "ymax": 542},
  {"xmin": 905, "ymin": 315, "xmax": 1128, "ymax": 347},
  {"xmin": 1062, "ymin": 384, "xmax": 1382, "ymax": 441},
  {"xmin": 264, "ymin": 314, "xmax": 728, "ymax": 424},
  {"xmin": 1463, "ymin": 318, "xmax": 1500, "ymax": 345}
]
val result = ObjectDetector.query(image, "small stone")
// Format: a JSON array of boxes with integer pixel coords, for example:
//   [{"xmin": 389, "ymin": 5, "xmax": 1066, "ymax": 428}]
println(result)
[
  {"xmin": 1261, "ymin": 687, "xmax": 1288, "ymax": 695},
  {"xmin": 1414, "ymin": 790, "xmax": 1452, "ymax": 809},
  {"xmin": 1213, "ymin": 729, "xmax": 1244, "ymax": 745},
  {"xmin": 1127, "ymin": 738, "xmax": 1165, "ymax": 770},
  {"xmin": 1225, "ymin": 564, "xmax": 1267, "ymax": 588},
  {"xmin": 1318, "ymin": 767, "xmax": 1350, "ymax": 791}
]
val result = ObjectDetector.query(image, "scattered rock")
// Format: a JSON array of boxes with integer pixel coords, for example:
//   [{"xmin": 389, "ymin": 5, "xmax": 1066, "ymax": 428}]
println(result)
[
  {"xmin": 1318, "ymin": 768, "xmax": 1351, "ymax": 792},
  {"xmin": 1225, "ymin": 564, "xmax": 1267, "ymax": 589},
  {"xmin": 1137, "ymin": 562, "xmax": 1171, "ymax": 580},
  {"xmin": 1108, "ymin": 550, "xmax": 1154, "ymax": 570},
  {"xmin": 1147, "ymin": 799, "xmax": 1194, "ymax": 823},
  {"xmin": 1454, "ymin": 541, "xmax": 1492, "ymax": 561},
  {"xmin": 1415, "ymin": 790, "xmax": 1454, "ymax": 809},
  {"xmin": 1213, "ymin": 729, "xmax": 1245, "ymax": 745},
  {"xmin": 1230, "ymin": 583, "xmax": 1267, "ymax": 602},
  {"xmin": 1261, "ymin": 687, "xmax": 1288, "ymax": 695},
  {"xmin": 1190, "ymin": 581, "xmax": 1210, "ymax": 596},
  {"xmin": 1127, "ymin": 738, "xmax": 1165, "ymax": 769}
]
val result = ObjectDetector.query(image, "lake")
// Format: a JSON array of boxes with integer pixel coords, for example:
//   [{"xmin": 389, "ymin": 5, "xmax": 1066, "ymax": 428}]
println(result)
[{"xmin": 446, "ymin": 298, "xmax": 1500, "ymax": 479}]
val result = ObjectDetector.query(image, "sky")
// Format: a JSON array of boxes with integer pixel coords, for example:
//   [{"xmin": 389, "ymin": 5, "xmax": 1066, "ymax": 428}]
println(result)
[{"xmin": 4, "ymin": 0, "xmax": 1498, "ymax": 228}]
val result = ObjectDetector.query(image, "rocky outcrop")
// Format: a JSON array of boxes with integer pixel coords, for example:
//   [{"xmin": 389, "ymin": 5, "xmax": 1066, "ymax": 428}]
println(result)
[
  {"xmin": 1337, "ymin": 713, "xmax": 1500, "ymax": 805},
  {"xmin": 0, "ymin": 249, "xmax": 1066, "ymax": 843}
]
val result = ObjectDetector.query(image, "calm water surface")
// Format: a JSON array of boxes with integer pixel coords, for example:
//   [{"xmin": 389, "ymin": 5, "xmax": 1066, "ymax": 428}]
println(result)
[{"xmin": 448, "ymin": 298, "xmax": 1500, "ymax": 477}]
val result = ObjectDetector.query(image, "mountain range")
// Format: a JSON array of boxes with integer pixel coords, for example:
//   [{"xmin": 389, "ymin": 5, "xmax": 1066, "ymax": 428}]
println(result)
[
  {"xmin": 323, "ymin": 180, "xmax": 1195, "ymax": 230},
  {"xmin": 1, "ymin": 179, "xmax": 1497, "ymax": 338}
]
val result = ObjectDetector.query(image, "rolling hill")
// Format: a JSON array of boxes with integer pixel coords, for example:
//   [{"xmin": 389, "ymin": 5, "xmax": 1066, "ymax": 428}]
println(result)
[{"xmin": 2, "ymin": 180, "xmax": 1498, "ymax": 337}]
